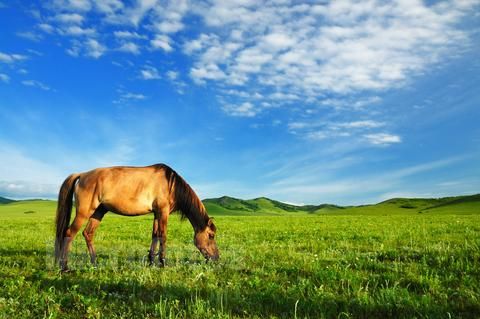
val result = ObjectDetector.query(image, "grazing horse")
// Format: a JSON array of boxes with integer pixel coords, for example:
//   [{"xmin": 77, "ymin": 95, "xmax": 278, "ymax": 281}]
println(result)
[{"xmin": 54, "ymin": 164, "xmax": 218, "ymax": 271}]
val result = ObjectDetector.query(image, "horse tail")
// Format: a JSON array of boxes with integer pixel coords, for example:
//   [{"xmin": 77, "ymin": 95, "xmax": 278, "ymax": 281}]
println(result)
[{"xmin": 54, "ymin": 173, "xmax": 81, "ymax": 262}]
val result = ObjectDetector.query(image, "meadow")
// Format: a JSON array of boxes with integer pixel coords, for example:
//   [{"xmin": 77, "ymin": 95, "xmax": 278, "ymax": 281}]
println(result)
[{"xmin": 0, "ymin": 197, "xmax": 479, "ymax": 318}]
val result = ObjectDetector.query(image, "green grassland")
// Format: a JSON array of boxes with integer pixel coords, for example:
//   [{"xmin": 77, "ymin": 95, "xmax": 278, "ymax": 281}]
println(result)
[{"xmin": 0, "ymin": 195, "xmax": 479, "ymax": 318}]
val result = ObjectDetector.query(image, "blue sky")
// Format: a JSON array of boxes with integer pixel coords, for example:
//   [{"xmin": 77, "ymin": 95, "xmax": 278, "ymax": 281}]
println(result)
[{"xmin": 0, "ymin": 0, "xmax": 479, "ymax": 205}]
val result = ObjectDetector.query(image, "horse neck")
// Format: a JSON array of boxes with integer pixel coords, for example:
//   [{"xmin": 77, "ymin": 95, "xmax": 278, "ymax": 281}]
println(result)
[
  {"xmin": 172, "ymin": 190, "xmax": 208, "ymax": 231},
  {"xmin": 169, "ymin": 170, "xmax": 209, "ymax": 231},
  {"xmin": 185, "ymin": 210, "xmax": 209, "ymax": 231}
]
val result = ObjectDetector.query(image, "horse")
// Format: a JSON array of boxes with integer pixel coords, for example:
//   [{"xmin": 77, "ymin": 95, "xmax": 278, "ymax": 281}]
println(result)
[{"xmin": 54, "ymin": 163, "xmax": 218, "ymax": 271}]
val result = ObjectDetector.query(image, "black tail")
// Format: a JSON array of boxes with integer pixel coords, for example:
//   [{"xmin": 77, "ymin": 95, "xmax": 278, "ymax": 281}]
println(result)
[{"xmin": 54, "ymin": 173, "xmax": 80, "ymax": 262}]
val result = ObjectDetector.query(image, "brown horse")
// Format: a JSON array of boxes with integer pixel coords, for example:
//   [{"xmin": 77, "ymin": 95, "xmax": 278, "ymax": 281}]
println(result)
[{"xmin": 54, "ymin": 163, "xmax": 218, "ymax": 271}]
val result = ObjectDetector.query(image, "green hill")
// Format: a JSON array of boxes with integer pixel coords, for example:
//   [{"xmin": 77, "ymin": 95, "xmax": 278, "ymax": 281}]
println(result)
[
  {"xmin": 1, "ymin": 194, "xmax": 478, "ymax": 216},
  {"xmin": 0, "ymin": 196, "xmax": 15, "ymax": 204},
  {"xmin": 202, "ymin": 196, "xmax": 343, "ymax": 215},
  {"xmin": 204, "ymin": 194, "xmax": 480, "ymax": 216}
]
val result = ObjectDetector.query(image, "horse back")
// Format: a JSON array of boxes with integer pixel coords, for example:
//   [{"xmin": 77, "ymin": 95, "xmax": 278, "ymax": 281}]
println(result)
[{"xmin": 75, "ymin": 165, "xmax": 172, "ymax": 215}]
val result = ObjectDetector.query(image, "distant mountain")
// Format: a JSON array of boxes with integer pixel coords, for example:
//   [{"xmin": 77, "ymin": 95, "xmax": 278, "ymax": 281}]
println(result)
[
  {"xmin": 203, "ymin": 194, "xmax": 480, "ymax": 215},
  {"xmin": 0, "ymin": 196, "xmax": 15, "ymax": 204},
  {"xmin": 203, "ymin": 196, "xmax": 343, "ymax": 215}
]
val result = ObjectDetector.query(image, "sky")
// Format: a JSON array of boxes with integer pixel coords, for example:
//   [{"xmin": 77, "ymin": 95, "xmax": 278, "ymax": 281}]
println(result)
[{"xmin": 0, "ymin": 0, "xmax": 479, "ymax": 205}]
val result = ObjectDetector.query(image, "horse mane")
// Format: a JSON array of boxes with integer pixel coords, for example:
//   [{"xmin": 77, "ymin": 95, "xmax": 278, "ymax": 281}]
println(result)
[{"xmin": 155, "ymin": 164, "xmax": 211, "ymax": 231}]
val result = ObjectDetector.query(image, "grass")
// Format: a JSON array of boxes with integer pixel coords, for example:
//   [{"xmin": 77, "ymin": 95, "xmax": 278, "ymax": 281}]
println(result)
[{"xmin": 0, "ymin": 199, "xmax": 479, "ymax": 318}]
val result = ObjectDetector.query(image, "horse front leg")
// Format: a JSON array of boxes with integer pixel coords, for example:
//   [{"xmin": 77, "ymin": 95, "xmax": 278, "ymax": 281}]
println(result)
[
  {"xmin": 159, "ymin": 214, "xmax": 168, "ymax": 267},
  {"xmin": 148, "ymin": 219, "xmax": 159, "ymax": 266}
]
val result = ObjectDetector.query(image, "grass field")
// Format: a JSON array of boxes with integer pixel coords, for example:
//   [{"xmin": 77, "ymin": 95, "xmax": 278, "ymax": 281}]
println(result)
[{"xmin": 0, "ymin": 197, "xmax": 479, "ymax": 318}]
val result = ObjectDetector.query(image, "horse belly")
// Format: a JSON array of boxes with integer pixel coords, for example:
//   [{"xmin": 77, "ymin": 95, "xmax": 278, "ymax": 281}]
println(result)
[{"xmin": 102, "ymin": 195, "xmax": 153, "ymax": 216}]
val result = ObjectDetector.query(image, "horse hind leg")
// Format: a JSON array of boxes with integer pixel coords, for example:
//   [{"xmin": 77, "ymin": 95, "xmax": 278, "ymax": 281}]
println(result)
[
  {"xmin": 60, "ymin": 214, "xmax": 88, "ymax": 272},
  {"xmin": 82, "ymin": 205, "xmax": 107, "ymax": 267}
]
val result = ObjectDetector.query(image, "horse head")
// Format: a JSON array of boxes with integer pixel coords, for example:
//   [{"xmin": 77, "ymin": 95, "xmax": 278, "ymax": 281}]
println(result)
[{"xmin": 194, "ymin": 218, "xmax": 219, "ymax": 261}]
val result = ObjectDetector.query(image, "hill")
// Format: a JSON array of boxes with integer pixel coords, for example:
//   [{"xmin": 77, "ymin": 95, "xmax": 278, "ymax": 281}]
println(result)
[
  {"xmin": 0, "ymin": 196, "xmax": 15, "ymax": 204},
  {"xmin": 1, "ymin": 194, "xmax": 478, "ymax": 216},
  {"xmin": 202, "ymin": 196, "xmax": 344, "ymax": 215},
  {"xmin": 204, "ymin": 194, "xmax": 480, "ymax": 215}
]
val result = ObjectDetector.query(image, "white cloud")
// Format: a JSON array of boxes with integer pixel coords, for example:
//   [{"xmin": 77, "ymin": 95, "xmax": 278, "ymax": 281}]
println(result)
[
  {"xmin": 50, "ymin": 0, "xmax": 92, "ymax": 12},
  {"xmin": 262, "ymin": 32, "xmax": 296, "ymax": 51},
  {"xmin": 95, "ymin": 0, "xmax": 124, "ymax": 15},
  {"xmin": 16, "ymin": 31, "xmax": 43, "ymax": 42},
  {"xmin": 0, "ymin": 51, "xmax": 27, "ymax": 63},
  {"xmin": 61, "ymin": 25, "xmax": 96, "ymax": 36},
  {"xmin": 113, "ymin": 90, "xmax": 147, "ymax": 104},
  {"xmin": 38, "ymin": 23, "xmax": 55, "ymax": 33},
  {"xmin": 222, "ymin": 102, "xmax": 258, "ymax": 117},
  {"xmin": 113, "ymin": 30, "xmax": 146, "ymax": 39},
  {"xmin": 269, "ymin": 91, "xmax": 299, "ymax": 101},
  {"xmin": 118, "ymin": 41, "xmax": 140, "ymax": 55},
  {"xmin": 364, "ymin": 133, "xmax": 402, "ymax": 145},
  {"xmin": 185, "ymin": 0, "xmax": 477, "ymax": 116},
  {"xmin": 36, "ymin": 0, "xmax": 477, "ymax": 125},
  {"xmin": 166, "ymin": 70, "xmax": 178, "ymax": 80},
  {"xmin": 55, "ymin": 13, "xmax": 84, "ymax": 24},
  {"xmin": 66, "ymin": 42, "xmax": 81, "ymax": 57},
  {"xmin": 121, "ymin": 92, "xmax": 146, "ymax": 100},
  {"xmin": 183, "ymin": 33, "xmax": 217, "ymax": 55},
  {"xmin": 21, "ymin": 80, "xmax": 51, "ymax": 91},
  {"xmin": 126, "ymin": 0, "xmax": 158, "ymax": 26},
  {"xmin": 27, "ymin": 49, "xmax": 43, "ymax": 56},
  {"xmin": 287, "ymin": 118, "xmax": 397, "ymax": 145},
  {"xmin": 140, "ymin": 65, "xmax": 160, "ymax": 80},
  {"xmin": 150, "ymin": 34, "xmax": 173, "ymax": 52},
  {"xmin": 289, "ymin": 119, "xmax": 385, "ymax": 131},
  {"xmin": 288, "ymin": 122, "xmax": 309, "ymax": 130},
  {"xmin": 149, "ymin": 0, "xmax": 188, "ymax": 38},
  {"xmin": 190, "ymin": 63, "xmax": 226, "ymax": 83},
  {"xmin": 85, "ymin": 38, "xmax": 106, "ymax": 58},
  {"xmin": 155, "ymin": 20, "xmax": 184, "ymax": 34},
  {"xmin": 66, "ymin": 38, "xmax": 106, "ymax": 58},
  {"xmin": 336, "ymin": 120, "xmax": 385, "ymax": 129},
  {"xmin": 0, "ymin": 73, "xmax": 10, "ymax": 83}
]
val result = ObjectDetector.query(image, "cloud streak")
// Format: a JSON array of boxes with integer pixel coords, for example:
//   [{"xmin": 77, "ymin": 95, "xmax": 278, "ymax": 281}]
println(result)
[
  {"xmin": 265, "ymin": 156, "xmax": 469, "ymax": 205},
  {"xmin": 21, "ymin": 79, "xmax": 51, "ymax": 91},
  {"xmin": 0, "ymin": 51, "xmax": 27, "ymax": 63}
]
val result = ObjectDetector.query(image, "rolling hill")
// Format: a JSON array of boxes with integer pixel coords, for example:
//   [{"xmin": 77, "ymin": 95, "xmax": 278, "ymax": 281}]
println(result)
[
  {"xmin": 203, "ymin": 194, "xmax": 480, "ymax": 215},
  {"xmin": 202, "ymin": 196, "xmax": 343, "ymax": 215},
  {"xmin": 0, "ymin": 194, "xmax": 479, "ymax": 216},
  {"xmin": 0, "ymin": 196, "xmax": 15, "ymax": 204}
]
